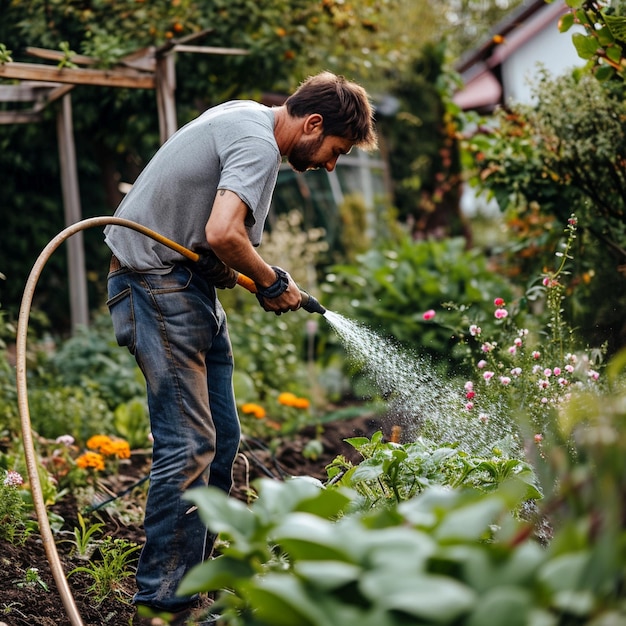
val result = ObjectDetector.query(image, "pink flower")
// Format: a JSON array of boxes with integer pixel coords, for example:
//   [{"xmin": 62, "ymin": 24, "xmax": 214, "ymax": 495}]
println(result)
[
  {"xmin": 466, "ymin": 391, "xmax": 475, "ymax": 400},
  {"xmin": 494, "ymin": 308, "xmax": 508, "ymax": 320},
  {"xmin": 541, "ymin": 397, "xmax": 548, "ymax": 404},
  {"xmin": 464, "ymin": 381, "xmax": 474, "ymax": 391},
  {"xmin": 422, "ymin": 309, "xmax": 436, "ymax": 321},
  {"xmin": 539, "ymin": 379, "xmax": 550, "ymax": 389},
  {"xmin": 499, "ymin": 376, "xmax": 511, "ymax": 385},
  {"xmin": 481, "ymin": 342, "xmax": 495, "ymax": 353},
  {"xmin": 553, "ymin": 367, "xmax": 561, "ymax": 376},
  {"xmin": 477, "ymin": 359, "xmax": 487, "ymax": 369},
  {"xmin": 544, "ymin": 368, "xmax": 552, "ymax": 377},
  {"xmin": 534, "ymin": 434, "xmax": 543, "ymax": 443},
  {"xmin": 514, "ymin": 337, "xmax": 523, "ymax": 347},
  {"xmin": 483, "ymin": 371, "xmax": 495, "ymax": 381},
  {"xmin": 3, "ymin": 470, "xmax": 24, "ymax": 487},
  {"xmin": 494, "ymin": 297, "xmax": 505, "ymax": 306},
  {"xmin": 565, "ymin": 365, "xmax": 575, "ymax": 374},
  {"xmin": 469, "ymin": 324, "xmax": 481, "ymax": 337},
  {"xmin": 465, "ymin": 402, "xmax": 474, "ymax": 411},
  {"xmin": 532, "ymin": 351, "xmax": 541, "ymax": 360},
  {"xmin": 558, "ymin": 378, "xmax": 569, "ymax": 386},
  {"xmin": 543, "ymin": 277, "xmax": 559, "ymax": 288},
  {"xmin": 508, "ymin": 346, "xmax": 517, "ymax": 355},
  {"xmin": 588, "ymin": 370, "xmax": 600, "ymax": 381},
  {"xmin": 511, "ymin": 367, "xmax": 522, "ymax": 377}
]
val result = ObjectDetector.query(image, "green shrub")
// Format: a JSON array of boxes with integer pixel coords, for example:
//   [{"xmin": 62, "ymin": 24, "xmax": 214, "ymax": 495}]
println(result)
[
  {"xmin": 44, "ymin": 311, "xmax": 145, "ymax": 411},
  {"xmin": 322, "ymin": 234, "xmax": 519, "ymax": 375}
]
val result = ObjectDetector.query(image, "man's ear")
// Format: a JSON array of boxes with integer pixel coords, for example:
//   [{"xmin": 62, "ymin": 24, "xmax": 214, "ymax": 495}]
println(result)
[{"xmin": 303, "ymin": 113, "xmax": 324, "ymax": 136}]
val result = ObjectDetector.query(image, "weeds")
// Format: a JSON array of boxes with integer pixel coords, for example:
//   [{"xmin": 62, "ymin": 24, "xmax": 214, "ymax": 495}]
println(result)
[{"xmin": 69, "ymin": 537, "xmax": 140, "ymax": 604}]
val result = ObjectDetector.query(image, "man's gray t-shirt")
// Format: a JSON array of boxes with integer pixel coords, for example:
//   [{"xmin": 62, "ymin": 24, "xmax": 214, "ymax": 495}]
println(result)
[{"xmin": 104, "ymin": 100, "xmax": 280, "ymax": 272}]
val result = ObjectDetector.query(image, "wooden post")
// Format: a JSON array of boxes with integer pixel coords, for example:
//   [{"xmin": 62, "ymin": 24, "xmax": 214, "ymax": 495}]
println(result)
[
  {"xmin": 56, "ymin": 94, "xmax": 89, "ymax": 331},
  {"xmin": 156, "ymin": 52, "xmax": 177, "ymax": 143}
]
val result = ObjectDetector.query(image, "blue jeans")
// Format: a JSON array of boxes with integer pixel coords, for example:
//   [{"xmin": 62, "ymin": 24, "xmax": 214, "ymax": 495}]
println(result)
[{"xmin": 107, "ymin": 264, "xmax": 241, "ymax": 611}]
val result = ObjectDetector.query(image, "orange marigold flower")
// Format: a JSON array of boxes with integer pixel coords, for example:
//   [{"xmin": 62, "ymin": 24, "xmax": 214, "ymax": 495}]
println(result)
[
  {"xmin": 278, "ymin": 392, "xmax": 298, "ymax": 407},
  {"xmin": 86, "ymin": 434, "xmax": 113, "ymax": 453},
  {"xmin": 292, "ymin": 397, "xmax": 310, "ymax": 409},
  {"xmin": 241, "ymin": 403, "xmax": 266, "ymax": 419},
  {"xmin": 109, "ymin": 440, "xmax": 131, "ymax": 459},
  {"xmin": 76, "ymin": 451, "xmax": 105, "ymax": 471}
]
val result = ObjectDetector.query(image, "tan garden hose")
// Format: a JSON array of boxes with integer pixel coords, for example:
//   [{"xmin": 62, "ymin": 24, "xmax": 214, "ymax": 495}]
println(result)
[{"xmin": 15, "ymin": 216, "xmax": 324, "ymax": 626}]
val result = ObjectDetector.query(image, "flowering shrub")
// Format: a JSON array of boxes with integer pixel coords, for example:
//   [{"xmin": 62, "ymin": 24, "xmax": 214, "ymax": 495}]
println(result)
[
  {"xmin": 456, "ymin": 216, "xmax": 605, "ymax": 440},
  {"xmin": 0, "ymin": 469, "xmax": 35, "ymax": 545}
]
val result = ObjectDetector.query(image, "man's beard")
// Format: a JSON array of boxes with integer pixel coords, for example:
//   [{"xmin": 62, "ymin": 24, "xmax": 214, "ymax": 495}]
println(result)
[{"xmin": 287, "ymin": 135, "xmax": 325, "ymax": 173}]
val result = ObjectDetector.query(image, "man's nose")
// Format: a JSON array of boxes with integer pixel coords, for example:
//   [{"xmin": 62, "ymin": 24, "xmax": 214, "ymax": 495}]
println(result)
[{"xmin": 325, "ymin": 156, "xmax": 339, "ymax": 172}]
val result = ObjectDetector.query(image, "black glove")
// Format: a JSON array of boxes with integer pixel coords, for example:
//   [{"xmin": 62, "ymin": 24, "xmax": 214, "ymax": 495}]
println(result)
[
  {"xmin": 195, "ymin": 251, "xmax": 239, "ymax": 289},
  {"xmin": 255, "ymin": 266, "xmax": 290, "ymax": 311}
]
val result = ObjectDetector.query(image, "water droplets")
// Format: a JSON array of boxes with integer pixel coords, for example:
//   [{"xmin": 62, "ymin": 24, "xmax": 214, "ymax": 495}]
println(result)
[{"xmin": 323, "ymin": 310, "xmax": 514, "ymax": 454}]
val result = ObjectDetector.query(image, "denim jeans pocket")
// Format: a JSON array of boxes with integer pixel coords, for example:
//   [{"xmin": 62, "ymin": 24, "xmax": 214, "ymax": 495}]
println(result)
[{"xmin": 106, "ymin": 286, "xmax": 136, "ymax": 353}]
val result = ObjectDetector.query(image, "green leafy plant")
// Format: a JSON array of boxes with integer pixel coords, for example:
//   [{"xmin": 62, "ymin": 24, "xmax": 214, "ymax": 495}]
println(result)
[
  {"xmin": 12, "ymin": 567, "xmax": 49, "ymax": 592},
  {"xmin": 179, "ymin": 356, "xmax": 626, "ymax": 626},
  {"xmin": 0, "ymin": 43, "xmax": 12, "ymax": 64},
  {"xmin": 69, "ymin": 536, "xmax": 140, "ymax": 604},
  {"xmin": 326, "ymin": 430, "xmax": 540, "ymax": 509},
  {"xmin": 558, "ymin": 0, "xmax": 626, "ymax": 82},
  {"xmin": 62, "ymin": 512, "xmax": 106, "ymax": 560}
]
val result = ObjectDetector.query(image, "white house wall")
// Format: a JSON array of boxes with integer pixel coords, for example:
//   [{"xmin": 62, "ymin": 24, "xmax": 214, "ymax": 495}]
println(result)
[{"xmin": 501, "ymin": 14, "xmax": 585, "ymax": 105}]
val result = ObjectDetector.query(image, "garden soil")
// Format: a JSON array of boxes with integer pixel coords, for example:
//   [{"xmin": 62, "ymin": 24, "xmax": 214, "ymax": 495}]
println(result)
[{"xmin": 0, "ymin": 413, "xmax": 386, "ymax": 626}]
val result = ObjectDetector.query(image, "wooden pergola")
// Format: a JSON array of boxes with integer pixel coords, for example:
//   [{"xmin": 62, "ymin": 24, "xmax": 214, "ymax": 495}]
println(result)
[{"xmin": 0, "ymin": 31, "xmax": 248, "ymax": 331}]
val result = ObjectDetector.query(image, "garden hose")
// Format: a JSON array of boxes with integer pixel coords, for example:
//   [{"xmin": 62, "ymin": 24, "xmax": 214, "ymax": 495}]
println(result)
[{"xmin": 15, "ymin": 215, "xmax": 326, "ymax": 626}]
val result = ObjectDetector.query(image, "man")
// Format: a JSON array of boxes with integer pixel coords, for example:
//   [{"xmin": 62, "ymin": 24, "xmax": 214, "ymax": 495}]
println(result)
[{"xmin": 104, "ymin": 71, "xmax": 377, "ymax": 625}]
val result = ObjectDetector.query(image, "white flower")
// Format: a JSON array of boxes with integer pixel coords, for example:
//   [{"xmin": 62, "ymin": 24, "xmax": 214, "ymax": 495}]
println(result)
[
  {"xmin": 3, "ymin": 470, "xmax": 24, "ymax": 487},
  {"xmin": 55, "ymin": 434, "xmax": 75, "ymax": 446}
]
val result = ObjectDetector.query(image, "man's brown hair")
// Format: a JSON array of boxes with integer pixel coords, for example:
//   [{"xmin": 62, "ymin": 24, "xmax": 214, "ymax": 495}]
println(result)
[{"xmin": 285, "ymin": 71, "xmax": 377, "ymax": 151}]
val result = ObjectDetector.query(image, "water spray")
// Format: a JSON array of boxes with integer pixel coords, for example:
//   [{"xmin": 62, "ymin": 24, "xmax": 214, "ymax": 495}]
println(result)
[{"xmin": 15, "ymin": 216, "xmax": 327, "ymax": 626}]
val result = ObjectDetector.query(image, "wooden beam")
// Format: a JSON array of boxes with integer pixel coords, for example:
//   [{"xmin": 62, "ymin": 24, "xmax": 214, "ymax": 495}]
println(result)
[
  {"xmin": 26, "ymin": 46, "xmax": 98, "ymax": 66},
  {"xmin": 0, "ymin": 111, "xmax": 43, "ymax": 124},
  {"xmin": 0, "ymin": 82, "xmax": 63, "ymax": 102},
  {"xmin": 0, "ymin": 61, "xmax": 155, "ymax": 89},
  {"xmin": 173, "ymin": 44, "xmax": 249, "ymax": 56}
]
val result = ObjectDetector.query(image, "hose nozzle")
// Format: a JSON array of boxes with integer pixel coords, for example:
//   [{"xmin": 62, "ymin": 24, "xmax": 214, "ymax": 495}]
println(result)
[
  {"xmin": 299, "ymin": 290, "xmax": 327, "ymax": 315},
  {"xmin": 236, "ymin": 273, "xmax": 325, "ymax": 315}
]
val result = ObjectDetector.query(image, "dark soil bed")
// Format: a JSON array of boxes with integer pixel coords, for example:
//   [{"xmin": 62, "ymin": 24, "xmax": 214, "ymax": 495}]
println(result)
[{"xmin": 0, "ymin": 414, "xmax": 386, "ymax": 626}]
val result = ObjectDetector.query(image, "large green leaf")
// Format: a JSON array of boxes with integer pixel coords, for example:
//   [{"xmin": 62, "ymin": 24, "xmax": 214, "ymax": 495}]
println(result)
[
  {"xmin": 293, "ymin": 560, "xmax": 362, "ymax": 591},
  {"xmin": 466, "ymin": 587, "xmax": 533, "ymax": 626},
  {"xmin": 360, "ymin": 571, "xmax": 476, "ymax": 622},
  {"xmin": 178, "ymin": 556, "xmax": 254, "ymax": 595},
  {"xmin": 435, "ymin": 497, "xmax": 504, "ymax": 542},
  {"xmin": 572, "ymin": 32, "xmax": 600, "ymax": 60},
  {"xmin": 273, "ymin": 513, "xmax": 355, "ymax": 561},
  {"xmin": 242, "ymin": 574, "xmax": 327, "ymax": 626}
]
